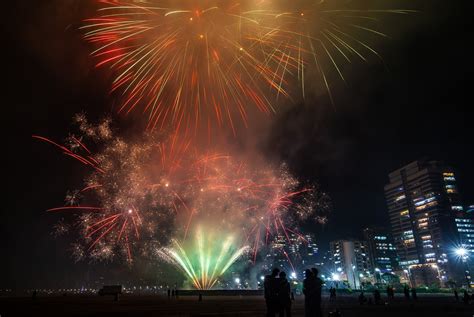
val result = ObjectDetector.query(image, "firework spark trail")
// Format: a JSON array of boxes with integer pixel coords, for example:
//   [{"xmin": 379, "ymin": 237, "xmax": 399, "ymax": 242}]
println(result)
[
  {"xmin": 159, "ymin": 227, "xmax": 249, "ymax": 290},
  {"xmin": 34, "ymin": 118, "xmax": 182, "ymax": 262},
  {"xmin": 83, "ymin": 1, "xmax": 413, "ymax": 133},
  {"xmin": 35, "ymin": 117, "xmax": 331, "ymax": 265}
]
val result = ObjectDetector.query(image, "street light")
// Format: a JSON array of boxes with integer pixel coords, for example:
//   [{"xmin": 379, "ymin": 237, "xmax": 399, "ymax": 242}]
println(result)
[
  {"xmin": 352, "ymin": 265, "xmax": 357, "ymax": 290},
  {"xmin": 455, "ymin": 247, "xmax": 468, "ymax": 258},
  {"xmin": 454, "ymin": 247, "xmax": 471, "ymax": 287}
]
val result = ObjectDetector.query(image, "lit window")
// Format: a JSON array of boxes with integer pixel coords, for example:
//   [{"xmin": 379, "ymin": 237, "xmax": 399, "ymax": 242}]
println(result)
[{"xmin": 395, "ymin": 195, "xmax": 406, "ymax": 202}]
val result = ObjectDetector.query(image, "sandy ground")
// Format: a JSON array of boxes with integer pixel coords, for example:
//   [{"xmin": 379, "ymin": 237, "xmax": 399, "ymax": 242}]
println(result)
[{"xmin": 0, "ymin": 294, "xmax": 472, "ymax": 317}]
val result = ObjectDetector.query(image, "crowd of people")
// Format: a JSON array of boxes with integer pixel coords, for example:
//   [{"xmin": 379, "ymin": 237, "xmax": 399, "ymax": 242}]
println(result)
[{"xmin": 264, "ymin": 268, "xmax": 323, "ymax": 317}]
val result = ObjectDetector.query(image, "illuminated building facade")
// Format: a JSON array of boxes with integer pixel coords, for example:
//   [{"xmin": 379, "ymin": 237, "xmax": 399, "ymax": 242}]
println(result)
[
  {"xmin": 384, "ymin": 159, "xmax": 463, "ymax": 284},
  {"xmin": 363, "ymin": 227, "xmax": 399, "ymax": 273},
  {"xmin": 329, "ymin": 240, "xmax": 372, "ymax": 289},
  {"xmin": 454, "ymin": 209, "xmax": 474, "ymax": 287},
  {"xmin": 267, "ymin": 233, "xmax": 319, "ymax": 274},
  {"xmin": 455, "ymin": 209, "xmax": 474, "ymax": 256}
]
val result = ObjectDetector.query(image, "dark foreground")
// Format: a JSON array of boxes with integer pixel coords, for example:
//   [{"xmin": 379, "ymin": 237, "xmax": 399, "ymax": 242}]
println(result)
[{"xmin": 1, "ymin": 294, "xmax": 472, "ymax": 317}]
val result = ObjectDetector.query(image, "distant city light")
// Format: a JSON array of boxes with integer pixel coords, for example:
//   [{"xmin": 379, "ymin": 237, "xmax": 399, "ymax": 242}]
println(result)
[
  {"xmin": 260, "ymin": 276, "xmax": 265, "ymax": 281},
  {"xmin": 291, "ymin": 272, "xmax": 297, "ymax": 279},
  {"xmin": 337, "ymin": 267, "xmax": 342, "ymax": 272},
  {"xmin": 455, "ymin": 247, "xmax": 468, "ymax": 257},
  {"xmin": 234, "ymin": 278, "xmax": 240, "ymax": 284},
  {"xmin": 332, "ymin": 273, "xmax": 340, "ymax": 281}
]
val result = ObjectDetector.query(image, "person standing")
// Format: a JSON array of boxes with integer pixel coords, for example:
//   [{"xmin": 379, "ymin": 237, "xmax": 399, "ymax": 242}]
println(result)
[
  {"xmin": 463, "ymin": 290, "xmax": 470, "ymax": 305},
  {"xmin": 303, "ymin": 269, "xmax": 315, "ymax": 317},
  {"xmin": 454, "ymin": 289, "xmax": 459, "ymax": 302},
  {"xmin": 374, "ymin": 289, "xmax": 381, "ymax": 305},
  {"xmin": 358, "ymin": 291, "xmax": 366, "ymax": 305},
  {"xmin": 278, "ymin": 271, "xmax": 292, "ymax": 317},
  {"xmin": 264, "ymin": 268, "xmax": 280, "ymax": 317},
  {"xmin": 403, "ymin": 285, "xmax": 410, "ymax": 300},
  {"xmin": 311, "ymin": 268, "xmax": 323, "ymax": 317}
]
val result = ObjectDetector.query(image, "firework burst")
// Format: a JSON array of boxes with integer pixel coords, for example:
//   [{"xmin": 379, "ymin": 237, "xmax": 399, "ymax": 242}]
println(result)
[
  {"xmin": 34, "ymin": 116, "xmax": 330, "ymax": 266},
  {"xmin": 33, "ymin": 117, "xmax": 183, "ymax": 262},
  {"xmin": 159, "ymin": 226, "xmax": 249, "ymax": 290},
  {"xmin": 82, "ymin": 0, "xmax": 413, "ymax": 133}
]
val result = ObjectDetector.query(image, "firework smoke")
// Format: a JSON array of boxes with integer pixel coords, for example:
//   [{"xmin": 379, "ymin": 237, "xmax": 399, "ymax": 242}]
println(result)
[{"xmin": 35, "ymin": 116, "xmax": 330, "ymax": 268}]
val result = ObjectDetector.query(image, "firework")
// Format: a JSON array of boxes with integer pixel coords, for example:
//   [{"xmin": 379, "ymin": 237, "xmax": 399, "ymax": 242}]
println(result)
[
  {"xmin": 34, "ymin": 116, "xmax": 330, "ymax": 265},
  {"xmin": 83, "ymin": 0, "xmax": 412, "ymax": 132},
  {"xmin": 33, "ymin": 117, "xmax": 185, "ymax": 262},
  {"xmin": 174, "ymin": 153, "xmax": 331, "ymax": 262},
  {"xmin": 159, "ymin": 226, "xmax": 249, "ymax": 289}
]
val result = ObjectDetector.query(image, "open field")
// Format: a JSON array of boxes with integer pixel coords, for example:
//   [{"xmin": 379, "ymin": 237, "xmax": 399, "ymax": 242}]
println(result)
[{"xmin": 0, "ymin": 293, "xmax": 472, "ymax": 317}]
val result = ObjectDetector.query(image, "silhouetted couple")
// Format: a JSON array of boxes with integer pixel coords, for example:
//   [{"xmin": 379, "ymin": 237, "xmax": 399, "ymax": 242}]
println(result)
[
  {"xmin": 264, "ymin": 268, "xmax": 292, "ymax": 317},
  {"xmin": 303, "ymin": 268, "xmax": 323, "ymax": 317}
]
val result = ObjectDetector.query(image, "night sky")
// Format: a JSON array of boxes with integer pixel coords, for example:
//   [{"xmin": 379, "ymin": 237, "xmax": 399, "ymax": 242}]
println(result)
[{"xmin": 3, "ymin": 1, "xmax": 473, "ymax": 288}]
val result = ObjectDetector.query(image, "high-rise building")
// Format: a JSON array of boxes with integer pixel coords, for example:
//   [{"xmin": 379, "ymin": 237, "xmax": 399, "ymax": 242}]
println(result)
[
  {"xmin": 454, "ymin": 208, "xmax": 474, "ymax": 287},
  {"xmin": 267, "ymin": 233, "xmax": 319, "ymax": 275},
  {"xmin": 329, "ymin": 240, "xmax": 371, "ymax": 289},
  {"xmin": 455, "ymin": 210, "xmax": 474, "ymax": 256},
  {"xmin": 384, "ymin": 159, "xmax": 464, "ymax": 284},
  {"xmin": 363, "ymin": 227, "xmax": 399, "ymax": 273}
]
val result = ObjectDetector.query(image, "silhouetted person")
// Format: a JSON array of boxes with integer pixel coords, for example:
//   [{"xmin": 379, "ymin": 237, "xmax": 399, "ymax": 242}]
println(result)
[
  {"xmin": 278, "ymin": 271, "xmax": 292, "ymax": 317},
  {"xmin": 411, "ymin": 288, "xmax": 417, "ymax": 301},
  {"xmin": 358, "ymin": 291, "xmax": 367, "ymax": 305},
  {"xmin": 311, "ymin": 268, "xmax": 323, "ymax": 317},
  {"xmin": 198, "ymin": 293, "xmax": 202, "ymax": 302},
  {"xmin": 463, "ymin": 290, "xmax": 470, "ymax": 304},
  {"xmin": 303, "ymin": 269, "xmax": 315, "ymax": 317},
  {"xmin": 329, "ymin": 287, "xmax": 336, "ymax": 300},
  {"xmin": 403, "ymin": 285, "xmax": 410, "ymax": 300},
  {"xmin": 32, "ymin": 290, "xmax": 37, "ymax": 300},
  {"xmin": 171, "ymin": 289, "xmax": 175, "ymax": 297},
  {"xmin": 374, "ymin": 289, "xmax": 381, "ymax": 305},
  {"xmin": 454, "ymin": 289, "xmax": 459, "ymax": 302},
  {"xmin": 175, "ymin": 289, "xmax": 179, "ymax": 299},
  {"xmin": 291, "ymin": 291, "xmax": 295, "ymax": 301},
  {"xmin": 264, "ymin": 268, "xmax": 280, "ymax": 317},
  {"xmin": 167, "ymin": 288, "xmax": 171, "ymax": 299},
  {"xmin": 390, "ymin": 286, "xmax": 395, "ymax": 299}
]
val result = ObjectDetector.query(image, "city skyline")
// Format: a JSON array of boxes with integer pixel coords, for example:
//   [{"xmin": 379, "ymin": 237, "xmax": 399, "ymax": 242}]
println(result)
[{"xmin": 3, "ymin": 1, "xmax": 474, "ymax": 290}]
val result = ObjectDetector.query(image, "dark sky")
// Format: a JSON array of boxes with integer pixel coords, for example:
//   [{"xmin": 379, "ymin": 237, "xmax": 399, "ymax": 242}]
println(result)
[{"xmin": 3, "ymin": 1, "xmax": 474, "ymax": 288}]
